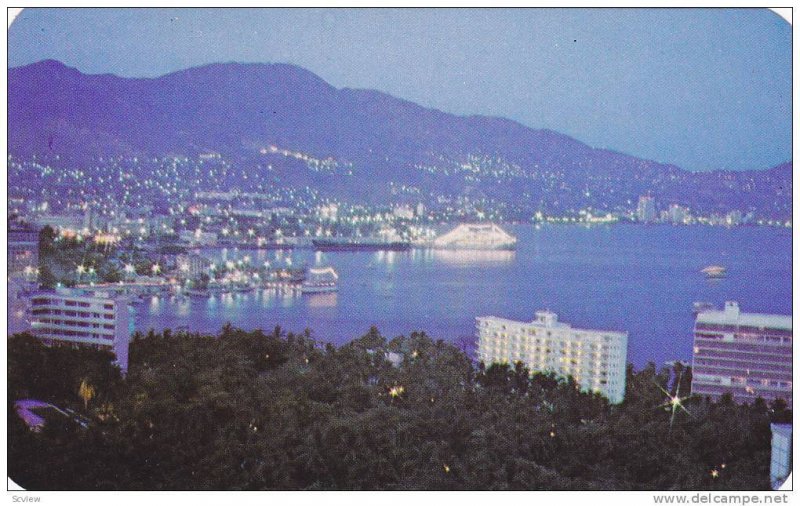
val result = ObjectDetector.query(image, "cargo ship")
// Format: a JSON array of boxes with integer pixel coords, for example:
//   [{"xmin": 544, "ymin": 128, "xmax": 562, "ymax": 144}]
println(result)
[{"xmin": 312, "ymin": 238, "xmax": 412, "ymax": 251}]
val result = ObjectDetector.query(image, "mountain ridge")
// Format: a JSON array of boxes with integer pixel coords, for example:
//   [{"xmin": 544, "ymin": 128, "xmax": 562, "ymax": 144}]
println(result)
[
  {"xmin": 9, "ymin": 58, "xmax": 786, "ymax": 172},
  {"xmin": 7, "ymin": 59, "xmax": 791, "ymax": 218}
]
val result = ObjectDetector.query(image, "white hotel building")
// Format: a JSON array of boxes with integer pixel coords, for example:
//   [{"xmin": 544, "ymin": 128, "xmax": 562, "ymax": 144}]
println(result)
[
  {"xmin": 28, "ymin": 288, "xmax": 133, "ymax": 373},
  {"xmin": 476, "ymin": 311, "xmax": 628, "ymax": 403}
]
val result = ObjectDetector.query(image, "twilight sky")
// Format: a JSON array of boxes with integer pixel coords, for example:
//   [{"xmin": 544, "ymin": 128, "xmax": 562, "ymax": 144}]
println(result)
[{"xmin": 8, "ymin": 8, "xmax": 791, "ymax": 172}]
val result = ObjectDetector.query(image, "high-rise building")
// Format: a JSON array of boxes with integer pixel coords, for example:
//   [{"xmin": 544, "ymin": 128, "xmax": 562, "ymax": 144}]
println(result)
[
  {"xmin": 8, "ymin": 277, "xmax": 32, "ymax": 336},
  {"xmin": 637, "ymin": 195, "xmax": 657, "ymax": 223},
  {"xmin": 476, "ymin": 310, "xmax": 628, "ymax": 403},
  {"xmin": 691, "ymin": 301, "xmax": 791, "ymax": 407},
  {"xmin": 8, "ymin": 224, "xmax": 39, "ymax": 277},
  {"xmin": 176, "ymin": 253, "xmax": 212, "ymax": 279},
  {"xmin": 27, "ymin": 288, "xmax": 133, "ymax": 373},
  {"xmin": 726, "ymin": 210, "xmax": 743, "ymax": 226}
]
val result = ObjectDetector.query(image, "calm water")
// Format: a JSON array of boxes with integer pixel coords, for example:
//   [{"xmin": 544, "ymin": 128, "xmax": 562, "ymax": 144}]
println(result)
[{"xmin": 135, "ymin": 224, "xmax": 792, "ymax": 368}]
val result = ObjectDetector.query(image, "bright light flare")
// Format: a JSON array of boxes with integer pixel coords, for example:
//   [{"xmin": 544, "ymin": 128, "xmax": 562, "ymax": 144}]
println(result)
[{"xmin": 655, "ymin": 370, "xmax": 693, "ymax": 429}]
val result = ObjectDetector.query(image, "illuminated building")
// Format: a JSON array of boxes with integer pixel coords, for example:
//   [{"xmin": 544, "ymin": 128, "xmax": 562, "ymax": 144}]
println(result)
[
  {"xmin": 637, "ymin": 195, "xmax": 657, "ymax": 223},
  {"xmin": 176, "ymin": 253, "xmax": 212, "ymax": 279},
  {"xmin": 691, "ymin": 301, "xmax": 791, "ymax": 407},
  {"xmin": 8, "ymin": 224, "xmax": 39, "ymax": 276},
  {"xmin": 8, "ymin": 278, "xmax": 32, "ymax": 335},
  {"xmin": 667, "ymin": 204, "xmax": 688, "ymax": 225},
  {"xmin": 477, "ymin": 310, "xmax": 628, "ymax": 403},
  {"xmin": 392, "ymin": 205, "xmax": 415, "ymax": 220},
  {"xmin": 726, "ymin": 210, "xmax": 743, "ymax": 226},
  {"xmin": 27, "ymin": 288, "xmax": 133, "ymax": 373},
  {"xmin": 34, "ymin": 213, "xmax": 84, "ymax": 232},
  {"xmin": 178, "ymin": 229, "xmax": 218, "ymax": 246},
  {"xmin": 317, "ymin": 204, "xmax": 339, "ymax": 221}
]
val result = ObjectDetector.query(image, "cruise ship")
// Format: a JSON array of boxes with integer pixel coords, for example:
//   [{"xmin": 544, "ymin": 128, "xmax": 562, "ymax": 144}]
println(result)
[
  {"xmin": 301, "ymin": 266, "xmax": 339, "ymax": 293},
  {"xmin": 433, "ymin": 223, "xmax": 517, "ymax": 250}
]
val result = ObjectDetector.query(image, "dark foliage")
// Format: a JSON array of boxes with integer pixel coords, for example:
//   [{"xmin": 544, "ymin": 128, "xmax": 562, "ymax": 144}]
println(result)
[{"xmin": 8, "ymin": 327, "xmax": 787, "ymax": 490}]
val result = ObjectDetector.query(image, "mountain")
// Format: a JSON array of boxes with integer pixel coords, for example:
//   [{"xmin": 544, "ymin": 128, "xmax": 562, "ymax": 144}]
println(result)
[{"xmin": 7, "ymin": 60, "xmax": 792, "ymax": 218}]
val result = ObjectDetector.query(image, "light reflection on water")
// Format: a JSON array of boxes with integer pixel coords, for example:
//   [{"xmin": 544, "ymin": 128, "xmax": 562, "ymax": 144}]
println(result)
[
  {"xmin": 429, "ymin": 249, "xmax": 515, "ymax": 266},
  {"xmin": 307, "ymin": 292, "xmax": 338, "ymax": 308},
  {"xmin": 31, "ymin": 224, "xmax": 789, "ymax": 368},
  {"xmin": 6, "ymin": 225, "xmax": 791, "ymax": 368},
  {"xmin": 175, "ymin": 298, "xmax": 191, "ymax": 317}
]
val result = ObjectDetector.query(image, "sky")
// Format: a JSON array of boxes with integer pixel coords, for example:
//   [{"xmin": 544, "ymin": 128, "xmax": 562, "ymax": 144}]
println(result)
[{"xmin": 8, "ymin": 8, "xmax": 792, "ymax": 172}]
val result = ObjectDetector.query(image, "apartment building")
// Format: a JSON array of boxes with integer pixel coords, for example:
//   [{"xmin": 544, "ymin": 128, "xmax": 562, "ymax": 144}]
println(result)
[{"xmin": 477, "ymin": 310, "xmax": 628, "ymax": 403}]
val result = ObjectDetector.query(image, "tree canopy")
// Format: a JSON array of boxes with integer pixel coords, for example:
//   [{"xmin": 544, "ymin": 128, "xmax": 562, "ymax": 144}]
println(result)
[{"xmin": 8, "ymin": 326, "xmax": 788, "ymax": 490}]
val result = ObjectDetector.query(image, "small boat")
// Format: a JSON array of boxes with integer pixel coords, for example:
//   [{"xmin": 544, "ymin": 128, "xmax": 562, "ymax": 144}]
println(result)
[{"xmin": 701, "ymin": 265, "xmax": 727, "ymax": 279}]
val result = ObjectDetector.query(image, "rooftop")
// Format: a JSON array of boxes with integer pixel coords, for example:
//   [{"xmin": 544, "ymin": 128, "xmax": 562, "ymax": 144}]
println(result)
[
  {"xmin": 696, "ymin": 301, "xmax": 792, "ymax": 331},
  {"xmin": 31, "ymin": 287, "xmax": 117, "ymax": 300},
  {"xmin": 477, "ymin": 311, "xmax": 627, "ymax": 336}
]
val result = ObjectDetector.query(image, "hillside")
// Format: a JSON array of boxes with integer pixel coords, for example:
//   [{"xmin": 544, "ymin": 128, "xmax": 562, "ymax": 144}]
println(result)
[{"xmin": 8, "ymin": 60, "xmax": 791, "ymax": 217}]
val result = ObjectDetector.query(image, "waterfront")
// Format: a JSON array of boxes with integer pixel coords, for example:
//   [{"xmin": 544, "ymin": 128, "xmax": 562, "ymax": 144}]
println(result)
[{"xmin": 134, "ymin": 223, "xmax": 792, "ymax": 368}]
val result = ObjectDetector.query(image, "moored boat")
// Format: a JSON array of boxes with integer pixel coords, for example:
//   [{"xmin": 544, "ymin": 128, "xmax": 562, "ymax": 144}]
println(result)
[
  {"xmin": 301, "ymin": 266, "xmax": 339, "ymax": 293},
  {"xmin": 701, "ymin": 265, "xmax": 727, "ymax": 279}
]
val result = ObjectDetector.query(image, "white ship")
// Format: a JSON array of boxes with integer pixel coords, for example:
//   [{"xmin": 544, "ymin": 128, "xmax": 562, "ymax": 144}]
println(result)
[
  {"xmin": 433, "ymin": 223, "xmax": 517, "ymax": 250},
  {"xmin": 301, "ymin": 266, "xmax": 339, "ymax": 294},
  {"xmin": 701, "ymin": 265, "xmax": 727, "ymax": 279}
]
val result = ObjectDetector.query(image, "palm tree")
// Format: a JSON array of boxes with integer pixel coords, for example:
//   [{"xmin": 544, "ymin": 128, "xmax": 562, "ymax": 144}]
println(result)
[{"xmin": 79, "ymin": 378, "xmax": 96, "ymax": 410}]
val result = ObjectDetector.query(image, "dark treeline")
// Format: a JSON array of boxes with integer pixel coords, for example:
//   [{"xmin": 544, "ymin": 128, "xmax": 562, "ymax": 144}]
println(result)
[{"xmin": 8, "ymin": 326, "xmax": 790, "ymax": 490}]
